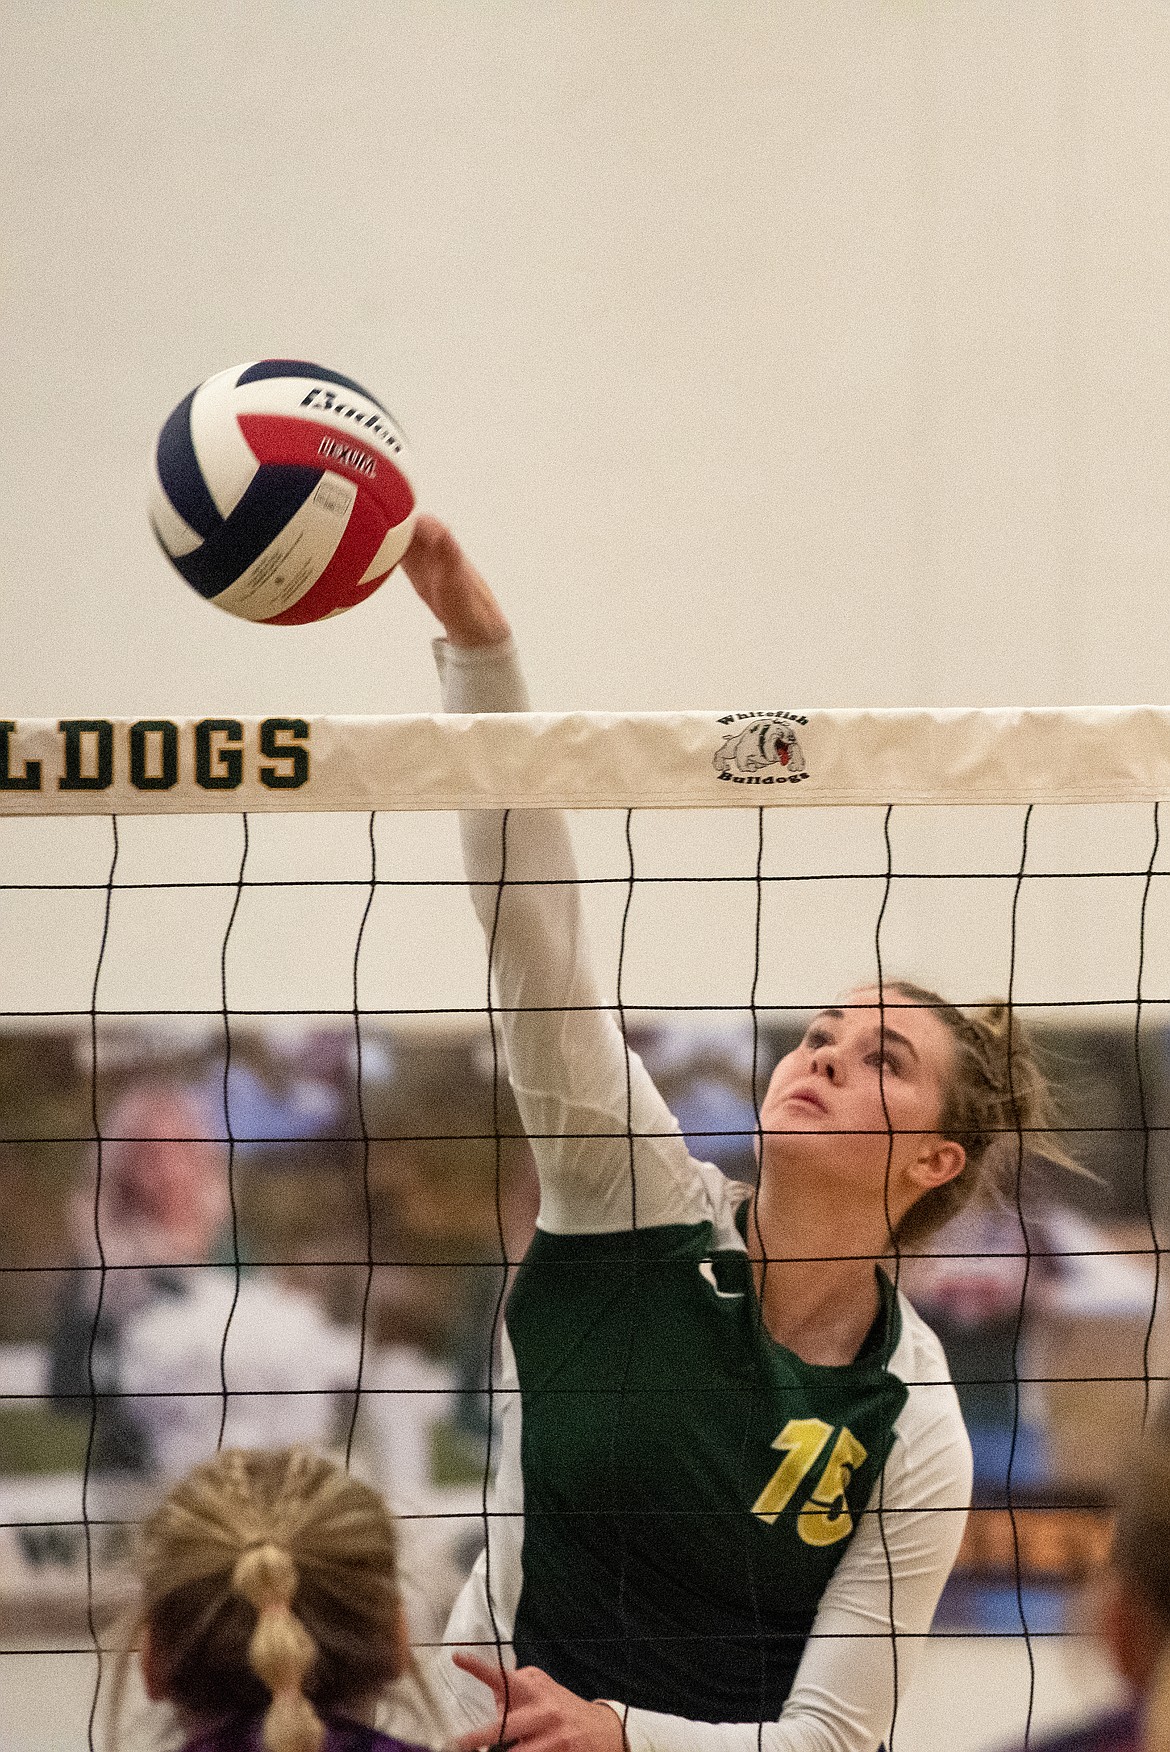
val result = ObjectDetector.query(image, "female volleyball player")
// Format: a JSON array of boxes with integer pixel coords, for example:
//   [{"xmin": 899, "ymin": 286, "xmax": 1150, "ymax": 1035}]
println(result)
[
  {"xmin": 110, "ymin": 1446, "xmax": 428, "ymax": 1752},
  {"xmin": 401, "ymin": 517, "xmax": 1068, "ymax": 1752}
]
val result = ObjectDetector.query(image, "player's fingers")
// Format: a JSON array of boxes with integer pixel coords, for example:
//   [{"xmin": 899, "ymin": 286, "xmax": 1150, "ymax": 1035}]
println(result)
[
  {"xmin": 454, "ymin": 1717, "xmax": 555, "ymax": 1752},
  {"xmin": 453, "ymin": 1719, "xmax": 505, "ymax": 1752},
  {"xmin": 400, "ymin": 515, "xmax": 458, "ymax": 608},
  {"xmin": 400, "ymin": 515, "xmax": 511, "ymax": 647},
  {"xmin": 452, "ymin": 1649, "xmax": 510, "ymax": 1699},
  {"xmin": 492, "ymin": 1733, "xmax": 563, "ymax": 1752},
  {"xmin": 450, "ymin": 1685, "xmax": 561, "ymax": 1752},
  {"xmin": 483, "ymin": 1702, "xmax": 551, "ymax": 1744}
]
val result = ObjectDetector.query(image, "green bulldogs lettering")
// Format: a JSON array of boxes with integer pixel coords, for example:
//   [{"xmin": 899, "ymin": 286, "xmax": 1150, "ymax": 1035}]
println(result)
[{"xmin": 0, "ymin": 720, "xmax": 311, "ymax": 793}]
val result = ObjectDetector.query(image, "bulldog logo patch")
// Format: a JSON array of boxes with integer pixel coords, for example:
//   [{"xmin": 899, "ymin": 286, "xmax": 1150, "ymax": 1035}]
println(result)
[{"xmin": 713, "ymin": 712, "xmax": 810, "ymax": 785}]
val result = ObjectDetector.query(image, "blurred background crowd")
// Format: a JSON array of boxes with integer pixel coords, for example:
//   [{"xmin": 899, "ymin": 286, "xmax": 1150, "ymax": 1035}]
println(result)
[{"xmin": 0, "ymin": 1006, "xmax": 1166, "ymax": 1654}]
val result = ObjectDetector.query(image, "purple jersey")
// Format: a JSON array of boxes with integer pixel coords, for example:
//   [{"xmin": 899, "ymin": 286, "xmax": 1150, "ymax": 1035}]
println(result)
[
  {"xmin": 1002, "ymin": 1706, "xmax": 1140, "ymax": 1752},
  {"xmin": 184, "ymin": 1717, "xmax": 430, "ymax": 1752}
]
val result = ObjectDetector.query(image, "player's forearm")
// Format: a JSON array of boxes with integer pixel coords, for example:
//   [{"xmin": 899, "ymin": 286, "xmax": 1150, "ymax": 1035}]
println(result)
[
  {"xmin": 432, "ymin": 635, "xmax": 596, "ymax": 995},
  {"xmin": 433, "ymin": 638, "xmax": 641, "ymax": 1214},
  {"xmin": 433, "ymin": 631, "xmax": 706, "ymax": 1235},
  {"xmin": 415, "ymin": 520, "xmax": 604, "ymax": 1029},
  {"xmin": 616, "ymin": 1705, "xmax": 854, "ymax": 1752}
]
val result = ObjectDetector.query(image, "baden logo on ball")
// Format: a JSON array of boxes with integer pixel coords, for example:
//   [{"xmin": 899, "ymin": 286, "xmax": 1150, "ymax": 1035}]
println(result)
[{"xmin": 150, "ymin": 359, "xmax": 417, "ymax": 625}]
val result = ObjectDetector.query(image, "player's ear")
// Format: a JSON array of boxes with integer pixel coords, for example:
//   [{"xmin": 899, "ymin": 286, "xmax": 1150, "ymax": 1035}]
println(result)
[
  {"xmin": 910, "ymin": 1137, "xmax": 965, "ymax": 1193},
  {"xmin": 139, "ymin": 1623, "xmax": 167, "ymax": 1701},
  {"xmin": 391, "ymin": 1599, "xmax": 411, "ymax": 1678},
  {"xmin": 1099, "ymin": 1570, "xmax": 1165, "ymax": 1688}
]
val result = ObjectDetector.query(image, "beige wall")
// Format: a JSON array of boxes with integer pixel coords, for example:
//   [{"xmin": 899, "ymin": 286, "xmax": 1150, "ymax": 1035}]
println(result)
[
  {"xmin": 4, "ymin": 1, "xmax": 1170, "ymax": 722},
  {"xmin": 3, "ymin": 0, "xmax": 1170, "ymax": 1030}
]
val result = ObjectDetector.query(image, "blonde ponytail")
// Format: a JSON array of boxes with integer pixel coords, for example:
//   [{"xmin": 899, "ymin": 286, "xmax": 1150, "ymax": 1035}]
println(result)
[
  {"xmin": 110, "ymin": 1448, "xmax": 406, "ymax": 1750},
  {"xmin": 232, "ymin": 1544, "xmax": 325, "ymax": 1752},
  {"xmin": 882, "ymin": 982, "xmax": 1078, "ymax": 1247}
]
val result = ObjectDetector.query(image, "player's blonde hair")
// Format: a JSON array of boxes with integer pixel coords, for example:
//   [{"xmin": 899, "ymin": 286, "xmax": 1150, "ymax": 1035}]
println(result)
[
  {"xmin": 111, "ymin": 1447, "xmax": 406, "ymax": 1752},
  {"xmin": 882, "ymin": 981, "xmax": 1077, "ymax": 1248}
]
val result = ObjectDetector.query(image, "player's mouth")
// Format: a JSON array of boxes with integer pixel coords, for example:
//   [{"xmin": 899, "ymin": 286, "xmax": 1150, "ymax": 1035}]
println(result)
[{"xmin": 781, "ymin": 1084, "xmax": 829, "ymax": 1116}]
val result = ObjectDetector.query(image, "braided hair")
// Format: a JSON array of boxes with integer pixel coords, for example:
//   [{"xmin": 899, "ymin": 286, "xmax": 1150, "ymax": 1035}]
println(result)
[{"xmin": 111, "ymin": 1448, "xmax": 406, "ymax": 1752}]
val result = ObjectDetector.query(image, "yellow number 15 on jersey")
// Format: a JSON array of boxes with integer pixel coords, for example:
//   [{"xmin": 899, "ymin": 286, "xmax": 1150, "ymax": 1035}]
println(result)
[{"xmin": 751, "ymin": 1418, "xmax": 868, "ymax": 1547}]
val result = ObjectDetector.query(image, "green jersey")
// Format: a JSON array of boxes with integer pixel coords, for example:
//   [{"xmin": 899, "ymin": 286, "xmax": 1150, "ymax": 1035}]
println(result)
[
  {"xmin": 509, "ymin": 1219, "xmax": 909, "ymax": 1720},
  {"xmin": 429, "ymin": 638, "xmax": 972, "ymax": 1752}
]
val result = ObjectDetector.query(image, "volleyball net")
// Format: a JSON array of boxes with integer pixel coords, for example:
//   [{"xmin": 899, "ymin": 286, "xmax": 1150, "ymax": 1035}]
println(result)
[{"xmin": 0, "ymin": 704, "xmax": 1167, "ymax": 1749}]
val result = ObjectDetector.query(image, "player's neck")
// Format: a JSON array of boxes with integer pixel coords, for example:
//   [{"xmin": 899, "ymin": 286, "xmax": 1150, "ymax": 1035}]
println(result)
[{"xmin": 747, "ymin": 1193, "xmax": 888, "ymax": 1366}]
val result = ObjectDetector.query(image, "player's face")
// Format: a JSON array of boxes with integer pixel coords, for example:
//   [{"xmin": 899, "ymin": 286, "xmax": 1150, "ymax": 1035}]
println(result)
[{"xmin": 759, "ymin": 987, "xmax": 959, "ymax": 1216}]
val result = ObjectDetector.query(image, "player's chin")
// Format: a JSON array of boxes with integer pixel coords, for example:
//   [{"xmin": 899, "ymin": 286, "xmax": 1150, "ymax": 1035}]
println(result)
[{"xmin": 757, "ymin": 1121, "xmax": 840, "ymax": 1175}]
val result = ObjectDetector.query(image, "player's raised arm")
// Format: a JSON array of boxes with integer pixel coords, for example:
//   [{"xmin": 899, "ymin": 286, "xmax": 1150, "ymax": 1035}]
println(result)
[
  {"xmin": 400, "ymin": 515, "xmax": 513, "ymax": 650},
  {"xmin": 401, "ymin": 518, "xmax": 719, "ymax": 1237}
]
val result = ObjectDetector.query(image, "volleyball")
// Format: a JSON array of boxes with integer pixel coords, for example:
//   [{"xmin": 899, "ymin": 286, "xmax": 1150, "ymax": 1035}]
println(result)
[{"xmin": 149, "ymin": 359, "xmax": 417, "ymax": 624}]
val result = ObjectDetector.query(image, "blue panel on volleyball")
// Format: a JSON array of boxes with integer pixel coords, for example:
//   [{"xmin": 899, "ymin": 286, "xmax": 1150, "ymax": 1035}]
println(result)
[
  {"xmin": 155, "ymin": 390, "xmax": 224, "ymax": 541},
  {"xmin": 165, "ymin": 465, "xmax": 323, "ymax": 599},
  {"xmin": 235, "ymin": 359, "xmax": 391, "ymax": 414}
]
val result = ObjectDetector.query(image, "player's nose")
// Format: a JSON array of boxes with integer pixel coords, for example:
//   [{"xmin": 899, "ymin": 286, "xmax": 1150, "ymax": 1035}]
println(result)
[{"xmin": 809, "ymin": 1045, "xmax": 838, "ymax": 1082}]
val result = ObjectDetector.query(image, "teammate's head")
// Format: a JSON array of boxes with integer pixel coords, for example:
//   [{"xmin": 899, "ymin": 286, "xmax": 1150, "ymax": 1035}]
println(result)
[
  {"xmin": 760, "ymin": 981, "xmax": 1070, "ymax": 1246},
  {"xmin": 1103, "ymin": 1414, "xmax": 1170, "ymax": 1752},
  {"xmin": 111, "ymin": 1447, "xmax": 408, "ymax": 1752}
]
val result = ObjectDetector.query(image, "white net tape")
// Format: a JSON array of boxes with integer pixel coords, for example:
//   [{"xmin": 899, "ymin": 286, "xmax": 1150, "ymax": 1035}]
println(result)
[{"xmin": 2, "ymin": 705, "xmax": 1170, "ymax": 814}]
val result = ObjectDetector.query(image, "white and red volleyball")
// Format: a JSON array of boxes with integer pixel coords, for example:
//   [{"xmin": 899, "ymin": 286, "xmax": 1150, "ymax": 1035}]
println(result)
[{"xmin": 149, "ymin": 360, "xmax": 417, "ymax": 624}]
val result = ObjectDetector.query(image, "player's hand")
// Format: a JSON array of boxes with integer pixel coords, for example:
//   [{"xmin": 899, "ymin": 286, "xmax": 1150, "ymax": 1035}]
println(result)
[
  {"xmin": 401, "ymin": 515, "xmax": 512, "ymax": 649},
  {"xmin": 452, "ymin": 1651, "xmax": 626, "ymax": 1752}
]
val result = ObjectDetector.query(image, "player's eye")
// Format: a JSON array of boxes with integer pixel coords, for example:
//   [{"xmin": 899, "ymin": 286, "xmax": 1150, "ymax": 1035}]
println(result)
[{"xmin": 866, "ymin": 1049, "xmax": 903, "ymax": 1074}]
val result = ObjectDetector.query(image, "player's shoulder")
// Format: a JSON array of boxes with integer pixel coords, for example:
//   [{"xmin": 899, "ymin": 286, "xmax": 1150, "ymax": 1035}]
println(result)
[
  {"xmin": 709, "ymin": 1170, "xmax": 754, "ymax": 1250},
  {"xmin": 887, "ymin": 1286, "xmax": 970, "ymax": 1448},
  {"xmin": 642, "ymin": 1133, "xmax": 752, "ymax": 1249},
  {"xmin": 876, "ymin": 1290, "xmax": 973, "ymax": 1505},
  {"xmin": 887, "ymin": 1283, "xmax": 955, "ymax": 1385}
]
